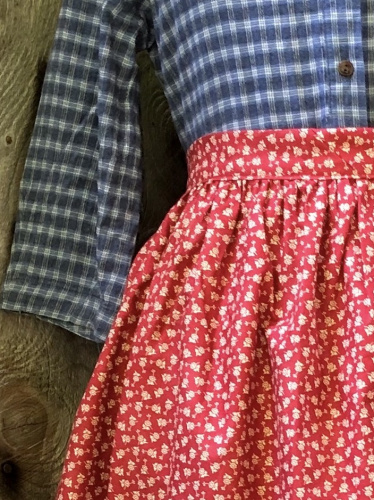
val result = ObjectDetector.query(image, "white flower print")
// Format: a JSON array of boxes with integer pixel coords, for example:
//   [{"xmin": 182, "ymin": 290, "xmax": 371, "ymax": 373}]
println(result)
[{"xmin": 57, "ymin": 128, "xmax": 374, "ymax": 500}]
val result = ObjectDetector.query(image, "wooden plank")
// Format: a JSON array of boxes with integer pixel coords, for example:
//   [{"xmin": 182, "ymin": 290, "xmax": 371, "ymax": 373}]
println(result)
[{"xmin": 0, "ymin": 3, "xmax": 98, "ymax": 499}]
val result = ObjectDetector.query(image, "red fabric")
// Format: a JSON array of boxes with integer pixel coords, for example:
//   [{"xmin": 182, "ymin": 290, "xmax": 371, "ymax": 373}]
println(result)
[{"xmin": 57, "ymin": 128, "xmax": 374, "ymax": 499}]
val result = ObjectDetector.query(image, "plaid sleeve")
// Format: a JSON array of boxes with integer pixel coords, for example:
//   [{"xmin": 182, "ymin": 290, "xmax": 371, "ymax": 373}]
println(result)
[{"xmin": 0, "ymin": 0, "xmax": 152, "ymax": 342}]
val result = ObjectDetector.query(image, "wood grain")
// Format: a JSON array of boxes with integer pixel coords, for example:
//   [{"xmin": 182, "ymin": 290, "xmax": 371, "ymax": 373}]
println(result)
[
  {"xmin": 0, "ymin": 2, "xmax": 99, "ymax": 499},
  {"xmin": 0, "ymin": 0, "xmax": 63, "ymax": 284},
  {"xmin": 0, "ymin": 2, "xmax": 187, "ymax": 499}
]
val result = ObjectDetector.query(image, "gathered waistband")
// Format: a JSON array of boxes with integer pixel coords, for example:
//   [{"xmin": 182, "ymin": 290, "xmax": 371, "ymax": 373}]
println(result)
[{"xmin": 186, "ymin": 127, "xmax": 374, "ymax": 189}]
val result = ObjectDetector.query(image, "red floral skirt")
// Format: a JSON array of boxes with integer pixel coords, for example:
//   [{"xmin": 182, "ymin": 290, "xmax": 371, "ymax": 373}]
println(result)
[{"xmin": 57, "ymin": 128, "xmax": 374, "ymax": 499}]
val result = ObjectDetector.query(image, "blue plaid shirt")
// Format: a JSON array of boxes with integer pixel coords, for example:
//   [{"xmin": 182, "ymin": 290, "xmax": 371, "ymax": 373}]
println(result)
[{"xmin": 1, "ymin": 0, "xmax": 374, "ymax": 342}]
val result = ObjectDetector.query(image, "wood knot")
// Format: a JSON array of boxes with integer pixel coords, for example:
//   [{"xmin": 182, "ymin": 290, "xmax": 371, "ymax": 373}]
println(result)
[
  {"xmin": 1, "ymin": 461, "xmax": 15, "ymax": 475},
  {"xmin": 0, "ymin": 385, "xmax": 48, "ymax": 453},
  {"xmin": 5, "ymin": 136, "xmax": 12, "ymax": 145}
]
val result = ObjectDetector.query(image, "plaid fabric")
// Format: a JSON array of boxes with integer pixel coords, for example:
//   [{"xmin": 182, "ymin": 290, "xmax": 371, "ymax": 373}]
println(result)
[{"xmin": 1, "ymin": 0, "xmax": 374, "ymax": 342}]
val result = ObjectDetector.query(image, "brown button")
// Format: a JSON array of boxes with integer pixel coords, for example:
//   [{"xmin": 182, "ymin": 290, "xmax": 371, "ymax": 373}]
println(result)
[{"xmin": 338, "ymin": 60, "xmax": 354, "ymax": 77}]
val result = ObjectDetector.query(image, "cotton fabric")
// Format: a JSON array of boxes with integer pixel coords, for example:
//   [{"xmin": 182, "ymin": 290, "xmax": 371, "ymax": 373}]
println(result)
[
  {"xmin": 2, "ymin": 1, "xmax": 374, "ymax": 341},
  {"xmin": 57, "ymin": 127, "xmax": 374, "ymax": 499}
]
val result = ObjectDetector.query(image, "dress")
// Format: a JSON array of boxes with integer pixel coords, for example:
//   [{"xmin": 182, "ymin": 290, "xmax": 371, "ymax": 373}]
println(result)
[{"xmin": 12, "ymin": 0, "xmax": 370, "ymax": 498}]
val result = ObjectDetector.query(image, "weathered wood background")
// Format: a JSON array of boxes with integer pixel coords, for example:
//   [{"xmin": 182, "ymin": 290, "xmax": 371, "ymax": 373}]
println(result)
[{"xmin": 0, "ymin": 1, "xmax": 186, "ymax": 498}]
